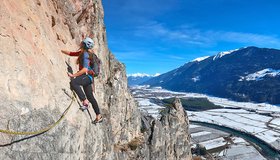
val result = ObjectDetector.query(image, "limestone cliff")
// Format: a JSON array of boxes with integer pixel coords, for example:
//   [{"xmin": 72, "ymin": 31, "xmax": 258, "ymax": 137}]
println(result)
[
  {"xmin": 133, "ymin": 98, "xmax": 192, "ymax": 160},
  {"xmin": 0, "ymin": 0, "xmax": 191, "ymax": 159}
]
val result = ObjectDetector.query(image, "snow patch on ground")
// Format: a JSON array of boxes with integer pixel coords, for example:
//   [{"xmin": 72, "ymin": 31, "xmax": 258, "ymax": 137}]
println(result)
[
  {"xmin": 220, "ymin": 145, "xmax": 266, "ymax": 160},
  {"xmin": 192, "ymin": 131, "xmax": 211, "ymax": 137},
  {"xmin": 189, "ymin": 124, "xmax": 265, "ymax": 159},
  {"xmin": 189, "ymin": 124, "xmax": 201, "ymax": 129},
  {"xmin": 239, "ymin": 68, "xmax": 280, "ymax": 81},
  {"xmin": 270, "ymin": 118, "xmax": 280, "ymax": 126},
  {"xmin": 189, "ymin": 109, "xmax": 280, "ymax": 149},
  {"xmin": 192, "ymin": 76, "xmax": 200, "ymax": 82},
  {"xmin": 135, "ymin": 98, "xmax": 164, "ymax": 119},
  {"xmin": 200, "ymin": 137, "xmax": 226, "ymax": 150}
]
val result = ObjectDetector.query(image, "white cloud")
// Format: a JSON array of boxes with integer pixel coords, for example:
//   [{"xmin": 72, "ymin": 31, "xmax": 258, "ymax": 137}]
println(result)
[
  {"xmin": 210, "ymin": 31, "xmax": 280, "ymax": 47},
  {"xmin": 128, "ymin": 73, "xmax": 150, "ymax": 77},
  {"xmin": 113, "ymin": 50, "xmax": 153, "ymax": 62},
  {"xmin": 128, "ymin": 73, "xmax": 161, "ymax": 77},
  {"xmin": 135, "ymin": 22, "xmax": 280, "ymax": 48},
  {"xmin": 135, "ymin": 22, "xmax": 207, "ymax": 45},
  {"xmin": 168, "ymin": 55, "xmax": 186, "ymax": 60}
]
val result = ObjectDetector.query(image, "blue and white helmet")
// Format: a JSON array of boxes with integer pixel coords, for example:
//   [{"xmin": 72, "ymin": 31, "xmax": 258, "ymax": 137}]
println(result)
[{"xmin": 82, "ymin": 37, "xmax": 94, "ymax": 49}]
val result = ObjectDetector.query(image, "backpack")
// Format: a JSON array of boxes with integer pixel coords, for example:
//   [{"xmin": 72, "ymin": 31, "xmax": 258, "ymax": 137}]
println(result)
[{"xmin": 89, "ymin": 53, "xmax": 101, "ymax": 77}]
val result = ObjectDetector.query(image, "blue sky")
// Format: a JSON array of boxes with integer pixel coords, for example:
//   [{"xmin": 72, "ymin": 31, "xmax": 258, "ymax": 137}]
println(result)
[{"xmin": 102, "ymin": 0, "xmax": 280, "ymax": 75}]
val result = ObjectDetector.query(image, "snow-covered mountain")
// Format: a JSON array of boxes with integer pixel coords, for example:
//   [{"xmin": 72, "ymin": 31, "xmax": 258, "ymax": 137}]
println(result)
[
  {"xmin": 127, "ymin": 73, "xmax": 160, "ymax": 86},
  {"xmin": 144, "ymin": 46, "xmax": 280, "ymax": 104},
  {"xmin": 191, "ymin": 56, "xmax": 210, "ymax": 62},
  {"xmin": 212, "ymin": 48, "xmax": 241, "ymax": 60}
]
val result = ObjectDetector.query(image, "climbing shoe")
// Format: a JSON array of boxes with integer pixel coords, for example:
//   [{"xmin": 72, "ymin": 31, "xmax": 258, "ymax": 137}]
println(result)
[
  {"xmin": 79, "ymin": 105, "xmax": 88, "ymax": 111},
  {"xmin": 93, "ymin": 116, "xmax": 103, "ymax": 124}
]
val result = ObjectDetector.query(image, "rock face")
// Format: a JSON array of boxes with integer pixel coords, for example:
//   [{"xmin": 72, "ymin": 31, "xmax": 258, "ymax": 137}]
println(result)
[
  {"xmin": 0, "ymin": 0, "xmax": 191, "ymax": 159},
  {"xmin": 139, "ymin": 98, "xmax": 192, "ymax": 160}
]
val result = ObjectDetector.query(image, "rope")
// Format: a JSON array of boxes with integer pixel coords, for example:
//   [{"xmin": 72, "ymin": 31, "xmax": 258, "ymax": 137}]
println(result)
[{"xmin": 0, "ymin": 92, "xmax": 76, "ymax": 135}]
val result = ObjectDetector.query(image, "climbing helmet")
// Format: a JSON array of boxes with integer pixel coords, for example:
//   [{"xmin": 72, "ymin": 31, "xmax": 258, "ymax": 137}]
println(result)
[{"xmin": 82, "ymin": 37, "xmax": 94, "ymax": 49}]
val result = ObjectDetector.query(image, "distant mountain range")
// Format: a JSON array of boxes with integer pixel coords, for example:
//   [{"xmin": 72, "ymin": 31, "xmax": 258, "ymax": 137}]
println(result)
[
  {"xmin": 127, "ymin": 73, "xmax": 160, "ymax": 86},
  {"xmin": 143, "ymin": 46, "xmax": 280, "ymax": 104}
]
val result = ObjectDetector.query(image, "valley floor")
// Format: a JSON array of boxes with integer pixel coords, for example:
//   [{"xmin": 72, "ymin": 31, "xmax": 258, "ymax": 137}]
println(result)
[
  {"xmin": 190, "ymin": 124, "xmax": 265, "ymax": 160},
  {"xmin": 130, "ymin": 85, "xmax": 280, "ymax": 159}
]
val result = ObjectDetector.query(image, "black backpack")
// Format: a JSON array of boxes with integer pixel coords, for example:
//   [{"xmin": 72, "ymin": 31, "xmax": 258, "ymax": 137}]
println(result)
[{"xmin": 89, "ymin": 53, "xmax": 101, "ymax": 77}]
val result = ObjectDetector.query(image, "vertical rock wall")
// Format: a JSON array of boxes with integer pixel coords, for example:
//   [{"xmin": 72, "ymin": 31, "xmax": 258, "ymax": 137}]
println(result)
[
  {"xmin": 0, "ymin": 0, "xmax": 140, "ymax": 159},
  {"xmin": 0, "ymin": 0, "xmax": 191, "ymax": 159}
]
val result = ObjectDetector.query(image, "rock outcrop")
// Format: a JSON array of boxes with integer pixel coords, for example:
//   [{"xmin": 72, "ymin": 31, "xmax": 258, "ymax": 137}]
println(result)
[
  {"xmin": 136, "ymin": 98, "xmax": 192, "ymax": 160},
  {"xmin": 0, "ymin": 0, "xmax": 191, "ymax": 159}
]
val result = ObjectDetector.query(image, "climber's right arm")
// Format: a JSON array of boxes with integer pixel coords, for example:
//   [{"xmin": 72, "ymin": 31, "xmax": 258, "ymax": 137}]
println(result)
[
  {"xmin": 61, "ymin": 50, "xmax": 71, "ymax": 55},
  {"xmin": 61, "ymin": 50, "xmax": 81, "ymax": 56}
]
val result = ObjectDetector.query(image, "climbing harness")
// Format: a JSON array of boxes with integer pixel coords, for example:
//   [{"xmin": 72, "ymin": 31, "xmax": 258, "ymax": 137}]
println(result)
[{"xmin": 0, "ymin": 92, "xmax": 76, "ymax": 135}]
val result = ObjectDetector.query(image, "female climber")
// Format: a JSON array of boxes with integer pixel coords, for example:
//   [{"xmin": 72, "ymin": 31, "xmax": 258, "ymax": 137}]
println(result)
[{"xmin": 61, "ymin": 37, "xmax": 102, "ymax": 124}]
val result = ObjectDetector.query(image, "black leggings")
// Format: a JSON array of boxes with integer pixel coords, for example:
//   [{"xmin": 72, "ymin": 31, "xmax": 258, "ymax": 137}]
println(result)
[{"xmin": 70, "ymin": 74, "xmax": 100, "ymax": 115}]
